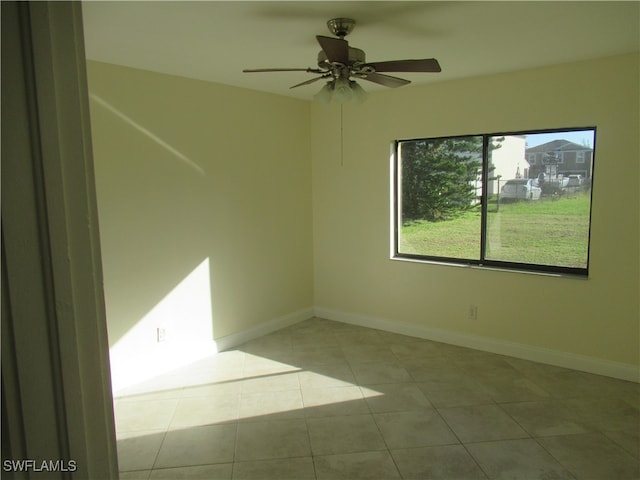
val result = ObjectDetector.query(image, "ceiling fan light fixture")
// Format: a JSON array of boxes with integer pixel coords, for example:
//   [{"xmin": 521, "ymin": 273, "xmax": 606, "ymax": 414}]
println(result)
[
  {"xmin": 314, "ymin": 81, "xmax": 334, "ymax": 104},
  {"xmin": 313, "ymin": 78, "xmax": 368, "ymax": 104},
  {"xmin": 350, "ymin": 80, "xmax": 368, "ymax": 104},
  {"xmin": 333, "ymin": 76, "xmax": 353, "ymax": 103}
]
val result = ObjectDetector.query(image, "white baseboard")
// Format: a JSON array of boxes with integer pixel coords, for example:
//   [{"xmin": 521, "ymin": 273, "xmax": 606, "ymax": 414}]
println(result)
[
  {"xmin": 214, "ymin": 307, "xmax": 314, "ymax": 352},
  {"xmin": 110, "ymin": 308, "xmax": 313, "ymax": 394},
  {"xmin": 314, "ymin": 306, "xmax": 640, "ymax": 383}
]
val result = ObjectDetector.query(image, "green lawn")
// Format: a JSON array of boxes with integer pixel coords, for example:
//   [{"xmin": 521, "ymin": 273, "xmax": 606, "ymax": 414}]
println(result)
[{"xmin": 399, "ymin": 194, "xmax": 591, "ymax": 268}]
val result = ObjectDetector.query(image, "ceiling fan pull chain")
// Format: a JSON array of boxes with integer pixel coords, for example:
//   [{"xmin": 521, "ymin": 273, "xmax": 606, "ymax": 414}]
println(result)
[{"xmin": 341, "ymin": 103, "xmax": 344, "ymax": 167}]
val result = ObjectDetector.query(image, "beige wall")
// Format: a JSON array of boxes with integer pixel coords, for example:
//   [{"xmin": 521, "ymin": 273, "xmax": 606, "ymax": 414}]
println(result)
[
  {"xmin": 88, "ymin": 53, "xmax": 638, "ymax": 387},
  {"xmin": 312, "ymin": 53, "xmax": 639, "ymax": 369},
  {"xmin": 87, "ymin": 61, "xmax": 313, "ymax": 389}
]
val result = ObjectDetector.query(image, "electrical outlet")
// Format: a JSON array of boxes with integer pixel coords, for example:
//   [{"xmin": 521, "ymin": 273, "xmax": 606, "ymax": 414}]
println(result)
[
  {"xmin": 468, "ymin": 305, "xmax": 478, "ymax": 320},
  {"xmin": 157, "ymin": 327, "xmax": 166, "ymax": 342}
]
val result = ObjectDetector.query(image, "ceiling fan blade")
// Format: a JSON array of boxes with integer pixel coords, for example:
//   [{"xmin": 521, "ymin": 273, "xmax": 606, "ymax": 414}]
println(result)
[
  {"xmin": 243, "ymin": 68, "xmax": 322, "ymax": 73},
  {"xmin": 365, "ymin": 59, "xmax": 442, "ymax": 73},
  {"xmin": 316, "ymin": 35, "xmax": 349, "ymax": 64},
  {"xmin": 361, "ymin": 72, "xmax": 411, "ymax": 88},
  {"xmin": 290, "ymin": 76, "xmax": 326, "ymax": 89}
]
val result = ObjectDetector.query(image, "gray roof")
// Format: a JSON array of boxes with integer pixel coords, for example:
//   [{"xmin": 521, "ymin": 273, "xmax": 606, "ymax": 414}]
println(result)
[{"xmin": 526, "ymin": 140, "xmax": 592, "ymax": 153}]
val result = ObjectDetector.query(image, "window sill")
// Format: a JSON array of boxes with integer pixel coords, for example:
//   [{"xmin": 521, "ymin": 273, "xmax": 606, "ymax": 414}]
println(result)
[{"xmin": 390, "ymin": 255, "xmax": 589, "ymax": 280}]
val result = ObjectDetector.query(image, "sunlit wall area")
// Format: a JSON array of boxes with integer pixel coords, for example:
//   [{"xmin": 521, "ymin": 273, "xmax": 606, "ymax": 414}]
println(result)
[
  {"xmin": 108, "ymin": 258, "xmax": 215, "ymax": 392},
  {"xmin": 87, "ymin": 61, "xmax": 314, "ymax": 392}
]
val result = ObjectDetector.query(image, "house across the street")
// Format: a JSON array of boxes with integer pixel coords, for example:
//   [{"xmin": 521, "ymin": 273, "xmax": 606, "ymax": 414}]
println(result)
[{"xmin": 526, "ymin": 139, "xmax": 594, "ymax": 181}]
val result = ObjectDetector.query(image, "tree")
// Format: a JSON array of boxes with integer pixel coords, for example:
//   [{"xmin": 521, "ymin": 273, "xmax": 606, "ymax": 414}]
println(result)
[{"xmin": 400, "ymin": 136, "xmax": 484, "ymax": 221}]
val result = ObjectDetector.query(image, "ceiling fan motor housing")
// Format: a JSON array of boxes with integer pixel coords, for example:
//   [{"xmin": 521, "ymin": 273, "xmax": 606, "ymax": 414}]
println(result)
[
  {"xmin": 327, "ymin": 18, "xmax": 355, "ymax": 38},
  {"xmin": 317, "ymin": 46, "xmax": 365, "ymax": 70}
]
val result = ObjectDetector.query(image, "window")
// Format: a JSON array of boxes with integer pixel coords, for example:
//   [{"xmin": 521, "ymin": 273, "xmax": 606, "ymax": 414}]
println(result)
[
  {"xmin": 393, "ymin": 128, "xmax": 596, "ymax": 276},
  {"xmin": 576, "ymin": 151, "xmax": 585, "ymax": 163}
]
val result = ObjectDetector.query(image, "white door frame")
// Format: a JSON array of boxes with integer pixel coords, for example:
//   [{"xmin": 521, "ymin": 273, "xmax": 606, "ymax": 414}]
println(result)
[{"xmin": 2, "ymin": 2, "xmax": 118, "ymax": 478}]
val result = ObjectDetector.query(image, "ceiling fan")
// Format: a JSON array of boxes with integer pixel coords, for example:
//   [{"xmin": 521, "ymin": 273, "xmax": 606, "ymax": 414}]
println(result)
[{"xmin": 243, "ymin": 18, "xmax": 441, "ymax": 102}]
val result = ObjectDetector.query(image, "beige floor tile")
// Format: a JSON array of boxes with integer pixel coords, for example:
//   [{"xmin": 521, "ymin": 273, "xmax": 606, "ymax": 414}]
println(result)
[
  {"xmin": 242, "ymin": 354, "xmax": 298, "ymax": 376},
  {"xmin": 114, "ymin": 375, "xmax": 187, "ymax": 399},
  {"xmin": 334, "ymin": 329, "xmax": 385, "ymax": 346},
  {"xmin": 149, "ymin": 463, "xmax": 232, "ymax": 479},
  {"xmin": 314, "ymin": 451, "xmax": 401, "ymax": 480},
  {"xmin": 531, "ymin": 369, "xmax": 640, "ymax": 400},
  {"xmin": 538, "ymin": 433, "xmax": 640, "ymax": 479},
  {"xmin": 350, "ymin": 361, "xmax": 412, "ymax": 384},
  {"xmin": 418, "ymin": 381, "xmax": 494, "ymax": 408},
  {"xmin": 119, "ymin": 470, "xmax": 152, "ymax": 480},
  {"xmin": 362, "ymin": 383, "xmax": 432, "ymax": 413},
  {"xmin": 112, "ymin": 318, "xmax": 640, "ymax": 480},
  {"xmin": 241, "ymin": 371, "xmax": 300, "ymax": 394},
  {"xmin": 238, "ymin": 389, "xmax": 304, "ymax": 421},
  {"xmin": 290, "ymin": 331, "xmax": 339, "ymax": 349},
  {"xmin": 115, "ymin": 398, "xmax": 179, "ymax": 433},
  {"xmin": 375, "ymin": 330, "xmax": 427, "ymax": 345},
  {"xmin": 438, "ymin": 404, "xmax": 529, "ymax": 443},
  {"xmin": 297, "ymin": 363, "xmax": 358, "ymax": 389},
  {"xmin": 503, "ymin": 357, "xmax": 574, "ymax": 376},
  {"xmin": 239, "ymin": 332, "xmax": 293, "ymax": 356},
  {"xmin": 400, "ymin": 356, "xmax": 468, "ymax": 382},
  {"xmin": 180, "ymin": 380, "xmax": 243, "ymax": 398},
  {"xmin": 563, "ymin": 397, "xmax": 640, "ymax": 432},
  {"xmin": 189, "ymin": 350, "xmax": 246, "ymax": 369},
  {"xmin": 519, "ymin": 369, "xmax": 612, "ymax": 399},
  {"xmin": 389, "ymin": 341, "xmax": 445, "ymax": 360},
  {"xmin": 154, "ymin": 424, "xmax": 236, "ymax": 469},
  {"xmin": 287, "ymin": 346, "xmax": 347, "ymax": 368},
  {"xmin": 116, "ymin": 386, "xmax": 184, "ymax": 402},
  {"xmin": 175, "ymin": 367, "xmax": 246, "ymax": 387},
  {"xmin": 374, "ymin": 409, "xmax": 458, "ymax": 449},
  {"xmin": 605, "ymin": 428, "xmax": 640, "ymax": 459},
  {"xmin": 500, "ymin": 400, "xmax": 592, "ymax": 437},
  {"xmin": 467, "ymin": 438, "xmax": 574, "ymax": 479},
  {"xmin": 391, "ymin": 445, "xmax": 488, "ymax": 480},
  {"xmin": 478, "ymin": 374, "xmax": 551, "ymax": 403},
  {"xmin": 117, "ymin": 430, "xmax": 166, "ymax": 472},
  {"xmin": 231, "ymin": 457, "xmax": 315, "ymax": 480},
  {"xmin": 302, "ymin": 385, "xmax": 370, "ymax": 417},
  {"xmin": 343, "ymin": 344, "xmax": 398, "ymax": 364},
  {"xmin": 451, "ymin": 353, "xmax": 519, "ymax": 379},
  {"xmin": 235, "ymin": 419, "xmax": 310, "ymax": 461},
  {"xmin": 307, "ymin": 414, "xmax": 386, "ymax": 455},
  {"xmin": 285, "ymin": 318, "xmax": 344, "ymax": 335},
  {"xmin": 170, "ymin": 394, "xmax": 239, "ymax": 428}
]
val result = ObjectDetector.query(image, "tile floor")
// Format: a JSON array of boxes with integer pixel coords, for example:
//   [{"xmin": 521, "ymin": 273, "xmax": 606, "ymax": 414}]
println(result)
[{"xmin": 115, "ymin": 317, "xmax": 640, "ymax": 479}]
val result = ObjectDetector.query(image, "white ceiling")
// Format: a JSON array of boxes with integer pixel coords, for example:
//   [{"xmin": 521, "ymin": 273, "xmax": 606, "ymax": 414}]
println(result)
[{"xmin": 82, "ymin": 1, "xmax": 640, "ymax": 100}]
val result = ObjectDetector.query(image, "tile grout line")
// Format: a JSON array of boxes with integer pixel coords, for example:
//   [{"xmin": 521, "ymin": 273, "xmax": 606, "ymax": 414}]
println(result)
[
  {"xmin": 297, "ymin": 353, "xmax": 320, "ymax": 480},
  {"xmin": 428, "ymin": 403, "xmax": 492, "ymax": 480},
  {"xmin": 530, "ymin": 434, "xmax": 580, "ymax": 480}
]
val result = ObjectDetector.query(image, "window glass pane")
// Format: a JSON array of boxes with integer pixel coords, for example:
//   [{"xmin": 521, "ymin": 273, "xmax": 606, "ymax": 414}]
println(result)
[
  {"xmin": 485, "ymin": 130, "xmax": 594, "ymax": 269},
  {"xmin": 397, "ymin": 136, "xmax": 483, "ymax": 260}
]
